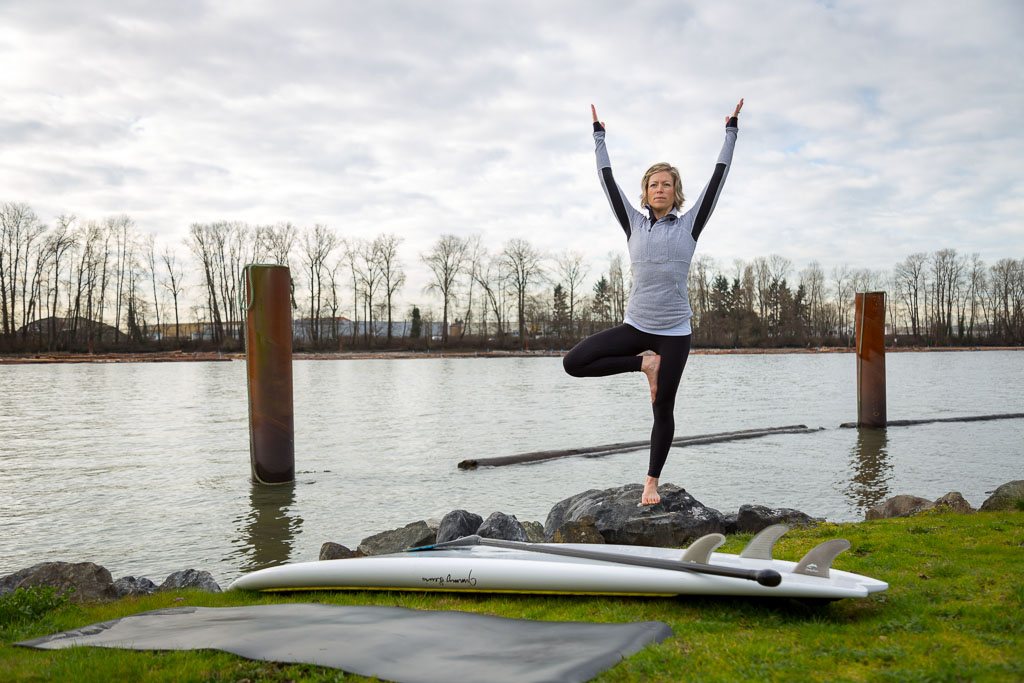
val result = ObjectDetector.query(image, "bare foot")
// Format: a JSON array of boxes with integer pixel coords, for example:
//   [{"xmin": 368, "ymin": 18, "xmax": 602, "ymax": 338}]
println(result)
[
  {"xmin": 641, "ymin": 354, "xmax": 660, "ymax": 403},
  {"xmin": 641, "ymin": 476, "xmax": 661, "ymax": 506}
]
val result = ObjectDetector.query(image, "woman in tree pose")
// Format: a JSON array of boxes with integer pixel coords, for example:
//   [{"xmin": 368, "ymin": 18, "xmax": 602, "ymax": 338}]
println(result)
[{"xmin": 563, "ymin": 99, "xmax": 743, "ymax": 506}]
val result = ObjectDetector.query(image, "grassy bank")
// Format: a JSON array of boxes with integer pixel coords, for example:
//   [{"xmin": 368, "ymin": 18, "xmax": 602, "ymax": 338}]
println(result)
[{"xmin": 2, "ymin": 510, "xmax": 1022, "ymax": 682}]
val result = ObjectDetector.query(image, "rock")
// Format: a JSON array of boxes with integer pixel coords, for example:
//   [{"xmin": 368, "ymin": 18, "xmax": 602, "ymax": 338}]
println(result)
[
  {"xmin": 521, "ymin": 521, "xmax": 546, "ymax": 544},
  {"xmin": 11, "ymin": 561, "xmax": 117, "ymax": 603},
  {"xmin": 722, "ymin": 513, "xmax": 739, "ymax": 535},
  {"xmin": 477, "ymin": 512, "xmax": 528, "ymax": 542},
  {"xmin": 158, "ymin": 569, "xmax": 222, "ymax": 593},
  {"xmin": 551, "ymin": 515, "xmax": 605, "ymax": 543},
  {"xmin": 865, "ymin": 495, "xmax": 934, "ymax": 520},
  {"xmin": 436, "ymin": 510, "xmax": 483, "ymax": 543},
  {"xmin": 0, "ymin": 563, "xmax": 47, "ymax": 597},
  {"xmin": 932, "ymin": 492, "xmax": 974, "ymax": 514},
  {"xmin": 980, "ymin": 480, "xmax": 1024, "ymax": 511},
  {"xmin": 734, "ymin": 505, "xmax": 823, "ymax": 533},
  {"xmin": 113, "ymin": 576, "xmax": 157, "ymax": 598},
  {"xmin": 319, "ymin": 542, "xmax": 358, "ymax": 560},
  {"xmin": 358, "ymin": 521, "xmax": 436, "ymax": 556},
  {"xmin": 544, "ymin": 484, "xmax": 725, "ymax": 546}
]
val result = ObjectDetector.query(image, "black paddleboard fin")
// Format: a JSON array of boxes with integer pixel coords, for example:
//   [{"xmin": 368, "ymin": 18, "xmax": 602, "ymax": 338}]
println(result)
[
  {"xmin": 739, "ymin": 524, "xmax": 790, "ymax": 560},
  {"xmin": 680, "ymin": 533, "xmax": 726, "ymax": 564},
  {"xmin": 793, "ymin": 539, "xmax": 851, "ymax": 578}
]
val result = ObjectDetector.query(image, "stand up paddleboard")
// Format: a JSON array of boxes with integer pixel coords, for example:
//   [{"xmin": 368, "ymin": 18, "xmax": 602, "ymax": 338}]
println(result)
[{"xmin": 228, "ymin": 525, "xmax": 887, "ymax": 599}]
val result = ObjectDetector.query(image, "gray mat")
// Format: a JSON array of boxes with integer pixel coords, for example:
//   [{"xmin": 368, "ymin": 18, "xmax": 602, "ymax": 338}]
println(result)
[{"xmin": 17, "ymin": 603, "xmax": 673, "ymax": 683}]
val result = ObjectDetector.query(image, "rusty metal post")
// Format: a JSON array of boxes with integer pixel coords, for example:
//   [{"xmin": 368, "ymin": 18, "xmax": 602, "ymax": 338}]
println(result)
[
  {"xmin": 244, "ymin": 264, "xmax": 294, "ymax": 484},
  {"xmin": 855, "ymin": 291, "xmax": 887, "ymax": 428}
]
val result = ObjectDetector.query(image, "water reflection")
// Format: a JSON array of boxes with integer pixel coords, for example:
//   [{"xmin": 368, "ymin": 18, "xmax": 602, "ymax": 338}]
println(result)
[
  {"xmin": 845, "ymin": 428, "xmax": 893, "ymax": 513},
  {"xmin": 229, "ymin": 482, "xmax": 303, "ymax": 573}
]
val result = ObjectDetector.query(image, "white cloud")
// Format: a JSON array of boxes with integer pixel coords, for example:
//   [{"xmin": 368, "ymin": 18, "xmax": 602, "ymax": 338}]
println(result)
[{"xmin": 1, "ymin": 0, "xmax": 1022, "ymax": 313}]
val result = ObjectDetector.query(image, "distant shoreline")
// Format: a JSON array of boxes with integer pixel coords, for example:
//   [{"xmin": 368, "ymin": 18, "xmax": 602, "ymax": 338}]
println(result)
[{"xmin": 0, "ymin": 346, "xmax": 1020, "ymax": 364}]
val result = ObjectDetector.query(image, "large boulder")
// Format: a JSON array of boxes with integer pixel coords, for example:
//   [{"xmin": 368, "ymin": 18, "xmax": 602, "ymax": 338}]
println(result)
[
  {"xmin": 521, "ymin": 521, "xmax": 546, "ymax": 544},
  {"xmin": 733, "ymin": 505, "xmax": 823, "ymax": 534},
  {"xmin": 551, "ymin": 515, "xmax": 605, "ymax": 544},
  {"xmin": 114, "ymin": 576, "xmax": 158, "ymax": 598},
  {"xmin": 933, "ymin": 492, "xmax": 974, "ymax": 514},
  {"xmin": 980, "ymin": 480, "xmax": 1024, "ymax": 512},
  {"xmin": 477, "ymin": 512, "xmax": 528, "ymax": 542},
  {"xmin": 358, "ymin": 521, "xmax": 436, "ymax": 556},
  {"xmin": 158, "ymin": 569, "xmax": 222, "ymax": 593},
  {"xmin": 8, "ymin": 561, "xmax": 117, "ymax": 603},
  {"xmin": 544, "ymin": 484, "xmax": 725, "ymax": 546},
  {"xmin": 1, "ymin": 564, "xmax": 46, "ymax": 597},
  {"xmin": 319, "ymin": 542, "xmax": 359, "ymax": 560},
  {"xmin": 436, "ymin": 510, "xmax": 483, "ymax": 543},
  {"xmin": 865, "ymin": 495, "xmax": 934, "ymax": 520}
]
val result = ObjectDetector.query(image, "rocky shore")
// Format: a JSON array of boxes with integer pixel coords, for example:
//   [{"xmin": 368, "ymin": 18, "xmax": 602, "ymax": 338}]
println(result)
[{"xmin": 3, "ymin": 480, "xmax": 1021, "ymax": 603}]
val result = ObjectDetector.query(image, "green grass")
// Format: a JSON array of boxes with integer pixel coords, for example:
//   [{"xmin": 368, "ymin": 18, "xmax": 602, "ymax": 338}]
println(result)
[{"xmin": 2, "ymin": 511, "xmax": 1023, "ymax": 682}]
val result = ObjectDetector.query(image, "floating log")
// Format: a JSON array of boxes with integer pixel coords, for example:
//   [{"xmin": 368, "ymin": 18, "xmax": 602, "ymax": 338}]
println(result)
[
  {"xmin": 458, "ymin": 425, "xmax": 823, "ymax": 470},
  {"xmin": 840, "ymin": 412, "xmax": 1024, "ymax": 429}
]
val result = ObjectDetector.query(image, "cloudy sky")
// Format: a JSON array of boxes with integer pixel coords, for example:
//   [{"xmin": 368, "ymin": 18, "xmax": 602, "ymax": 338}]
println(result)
[{"xmin": 3, "ymin": 0, "xmax": 1022, "ymax": 309}]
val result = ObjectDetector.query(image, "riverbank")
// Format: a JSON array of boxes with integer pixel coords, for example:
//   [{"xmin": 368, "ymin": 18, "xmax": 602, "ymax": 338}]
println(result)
[
  {"xmin": 1, "ymin": 345, "xmax": 1020, "ymax": 364},
  {"xmin": 3, "ymin": 510, "xmax": 1022, "ymax": 681}
]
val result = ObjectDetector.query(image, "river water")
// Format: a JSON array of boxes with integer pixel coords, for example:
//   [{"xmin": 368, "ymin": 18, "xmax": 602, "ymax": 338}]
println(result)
[{"xmin": 1, "ymin": 351, "xmax": 1021, "ymax": 584}]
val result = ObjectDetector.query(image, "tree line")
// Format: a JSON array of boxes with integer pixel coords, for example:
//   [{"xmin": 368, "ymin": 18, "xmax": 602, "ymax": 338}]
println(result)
[{"xmin": 2, "ymin": 200, "xmax": 1022, "ymax": 353}]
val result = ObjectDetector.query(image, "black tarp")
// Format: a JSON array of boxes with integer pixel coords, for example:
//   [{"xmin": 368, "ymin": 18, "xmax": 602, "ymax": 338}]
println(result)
[{"xmin": 18, "ymin": 603, "xmax": 673, "ymax": 683}]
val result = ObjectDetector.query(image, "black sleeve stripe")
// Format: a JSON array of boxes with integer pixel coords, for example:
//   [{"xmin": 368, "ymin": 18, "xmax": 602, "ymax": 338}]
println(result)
[
  {"xmin": 601, "ymin": 167, "xmax": 632, "ymax": 239},
  {"xmin": 691, "ymin": 163, "xmax": 727, "ymax": 241}
]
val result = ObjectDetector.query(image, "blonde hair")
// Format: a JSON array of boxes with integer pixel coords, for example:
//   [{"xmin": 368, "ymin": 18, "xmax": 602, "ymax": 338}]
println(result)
[{"xmin": 640, "ymin": 163, "xmax": 684, "ymax": 211}]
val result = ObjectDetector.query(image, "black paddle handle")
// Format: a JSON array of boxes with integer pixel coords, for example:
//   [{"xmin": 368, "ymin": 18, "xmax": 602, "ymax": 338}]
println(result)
[{"xmin": 410, "ymin": 536, "xmax": 783, "ymax": 588}]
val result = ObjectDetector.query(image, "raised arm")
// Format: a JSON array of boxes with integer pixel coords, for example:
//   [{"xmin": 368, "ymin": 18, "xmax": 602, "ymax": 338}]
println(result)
[
  {"xmin": 593, "ymin": 105, "xmax": 643, "ymax": 239},
  {"xmin": 689, "ymin": 99, "xmax": 742, "ymax": 241}
]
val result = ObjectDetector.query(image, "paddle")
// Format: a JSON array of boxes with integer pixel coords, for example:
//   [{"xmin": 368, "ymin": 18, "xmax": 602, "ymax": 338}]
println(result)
[{"xmin": 406, "ymin": 535, "xmax": 782, "ymax": 588}]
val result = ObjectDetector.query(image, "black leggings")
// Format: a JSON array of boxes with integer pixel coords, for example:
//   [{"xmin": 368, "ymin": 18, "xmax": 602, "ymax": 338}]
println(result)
[{"xmin": 563, "ymin": 324, "xmax": 692, "ymax": 478}]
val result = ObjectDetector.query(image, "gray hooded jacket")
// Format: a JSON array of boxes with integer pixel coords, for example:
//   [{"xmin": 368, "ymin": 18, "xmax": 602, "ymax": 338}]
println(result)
[{"xmin": 594, "ymin": 117, "xmax": 737, "ymax": 331}]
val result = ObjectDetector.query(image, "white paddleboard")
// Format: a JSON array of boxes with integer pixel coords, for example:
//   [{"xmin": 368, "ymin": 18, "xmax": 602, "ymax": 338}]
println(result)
[{"xmin": 229, "ymin": 529, "xmax": 887, "ymax": 600}]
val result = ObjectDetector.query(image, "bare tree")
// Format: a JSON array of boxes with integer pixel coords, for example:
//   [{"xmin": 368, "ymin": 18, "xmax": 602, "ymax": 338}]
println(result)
[
  {"xmin": 374, "ymin": 233, "xmax": 405, "ymax": 345},
  {"xmin": 608, "ymin": 252, "xmax": 630, "ymax": 326},
  {"xmin": 45, "ymin": 215, "xmax": 78, "ymax": 348},
  {"xmin": 688, "ymin": 253, "xmax": 715, "ymax": 343},
  {"xmin": 501, "ymin": 238, "xmax": 545, "ymax": 346},
  {"xmin": 298, "ymin": 224, "xmax": 339, "ymax": 344},
  {"xmin": 1, "ymin": 203, "xmax": 46, "ymax": 338},
  {"xmin": 422, "ymin": 234, "xmax": 467, "ymax": 345},
  {"xmin": 143, "ymin": 233, "xmax": 161, "ymax": 343},
  {"xmin": 799, "ymin": 261, "xmax": 826, "ymax": 338},
  {"xmin": 893, "ymin": 253, "xmax": 927, "ymax": 338},
  {"xmin": 554, "ymin": 250, "xmax": 589, "ymax": 338},
  {"xmin": 188, "ymin": 222, "xmax": 225, "ymax": 344},
  {"xmin": 341, "ymin": 239, "xmax": 363, "ymax": 344},
  {"xmin": 831, "ymin": 264, "xmax": 852, "ymax": 344},
  {"xmin": 963, "ymin": 254, "xmax": 986, "ymax": 340},
  {"xmin": 161, "ymin": 246, "xmax": 185, "ymax": 342},
  {"xmin": 356, "ymin": 239, "xmax": 383, "ymax": 344}
]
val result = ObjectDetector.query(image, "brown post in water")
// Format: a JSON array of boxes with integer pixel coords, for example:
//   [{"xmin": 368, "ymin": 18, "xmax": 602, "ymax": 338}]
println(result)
[
  {"xmin": 855, "ymin": 291, "xmax": 886, "ymax": 428},
  {"xmin": 244, "ymin": 264, "xmax": 295, "ymax": 484}
]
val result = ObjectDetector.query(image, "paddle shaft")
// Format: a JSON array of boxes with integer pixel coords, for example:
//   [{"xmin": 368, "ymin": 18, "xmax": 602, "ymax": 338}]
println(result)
[{"xmin": 413, "ymin": 536, "xmax": 782, "ymax": 588}]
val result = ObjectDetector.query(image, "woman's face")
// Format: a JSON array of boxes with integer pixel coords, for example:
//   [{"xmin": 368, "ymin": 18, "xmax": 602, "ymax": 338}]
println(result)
[{"xmin": 646, "ymin": 171, "xmax": 675, "ymax": 213}]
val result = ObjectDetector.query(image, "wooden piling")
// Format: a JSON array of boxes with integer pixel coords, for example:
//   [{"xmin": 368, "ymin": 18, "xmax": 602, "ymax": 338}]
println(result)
[
  {"xmin": 244, "ymin": 264, "xmax": 295, "ymax": 484},
  {"xmin": 855, "ymin": 291, "xmax": 887, "ymax": 428}
]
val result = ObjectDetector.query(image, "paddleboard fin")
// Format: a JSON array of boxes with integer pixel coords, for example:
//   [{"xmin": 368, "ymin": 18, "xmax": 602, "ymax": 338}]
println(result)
[
  {"xmin": 739, "ymin": 524, "xmax": 790, "ymax": 560},
  {"xmin": 793, "ymin": 539, "xmax": 851, "ymax": 578},
  {"xmin": 681, "ymin": 534, "xmax": 726, "ymax": 564}
]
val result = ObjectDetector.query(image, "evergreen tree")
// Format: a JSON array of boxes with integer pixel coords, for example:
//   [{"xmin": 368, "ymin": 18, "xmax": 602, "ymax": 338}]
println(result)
[
  {"xmin": 552, "ymin": 284, "xmax": 569, "ymax": 339},
  {"xmin": 409, "ymin": 306, "xmax": 421, "ymax": 339},
  {"xmin": 592, "ymin": 276, "xmax": 611, "ymax": 326}
]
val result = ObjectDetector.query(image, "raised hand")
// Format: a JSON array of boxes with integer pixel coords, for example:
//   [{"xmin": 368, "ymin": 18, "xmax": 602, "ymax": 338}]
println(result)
[
  {"xmin": 591, "ymin": 104, "xmax": 605, "ymax": 129},
  {"xmin": 726, "ymin": 98, "xmax": 743, "ymax": 123}
]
